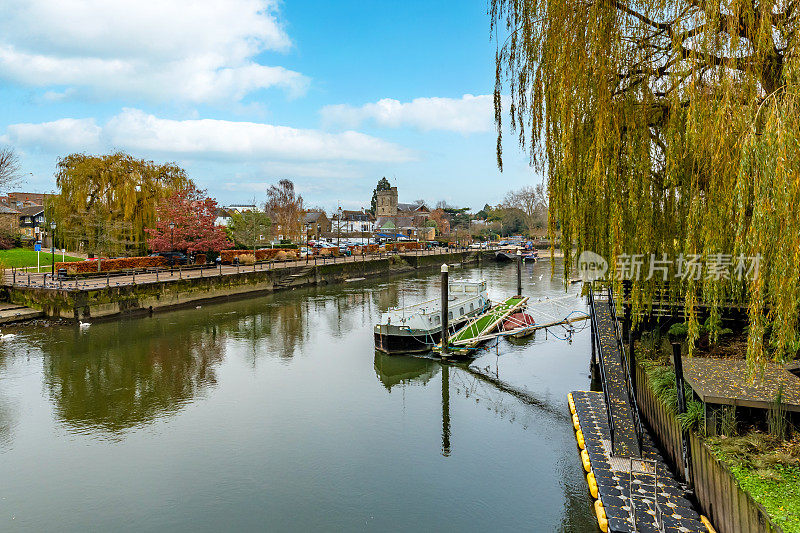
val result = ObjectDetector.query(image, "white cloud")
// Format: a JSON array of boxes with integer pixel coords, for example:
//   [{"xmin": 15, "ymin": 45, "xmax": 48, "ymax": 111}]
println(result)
[
  {"xmin": 1, "ymin": 118, "xmax": 101, "ymax": 152},
  {"xmin": 321, "ymin": 94, "xmax": 494, "ymax": 133},
  {"xmin": 0, "ymin": 0, "xmax": 307, "ymax": 103},
  {"xmin": 4, "ymin": 109, "xmax": 413, "ymax": 163}
]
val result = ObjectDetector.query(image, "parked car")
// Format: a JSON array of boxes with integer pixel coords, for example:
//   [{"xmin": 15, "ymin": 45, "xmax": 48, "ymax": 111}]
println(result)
[{"xmin": 151, "ymin": 251, "xmax": 190, "ymax": 266}]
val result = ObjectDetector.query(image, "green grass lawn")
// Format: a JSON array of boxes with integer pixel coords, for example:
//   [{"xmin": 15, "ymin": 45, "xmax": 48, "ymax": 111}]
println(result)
[{"xmin": 0, "ymin": 248, "xmax": 83, "ymax": 272}]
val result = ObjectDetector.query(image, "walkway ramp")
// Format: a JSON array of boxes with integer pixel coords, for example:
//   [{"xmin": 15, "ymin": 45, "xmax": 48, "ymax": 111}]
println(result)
[
  {"xmin": 436, "ymin": 296, "xmax": 527, "ymax": 354},
  {"xmin": 591, "ymin": 289, "xmax": 641, "ymax": 458}
]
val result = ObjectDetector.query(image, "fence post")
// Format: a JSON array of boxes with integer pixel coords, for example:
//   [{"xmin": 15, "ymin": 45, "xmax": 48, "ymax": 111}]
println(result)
[
  {"xmin": 156, "ymin": 268, "xmax": 159, "ymax": 282},
  {"xmin": 179, "ymin": 267, "xmax": 182, "ymax": 279},
  {"xmin": 132, "ymin": 270, "xmax": 136, "ymax": 283},
  {"xmin": 672, "ymin": 340, "xmax": 692, "ymax": 485},
  {"xmin": 200, "ymin": 264, "xmax": 203, "ymax": 277}
]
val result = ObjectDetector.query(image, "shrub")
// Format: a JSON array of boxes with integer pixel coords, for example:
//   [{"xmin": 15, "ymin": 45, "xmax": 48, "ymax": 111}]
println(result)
[
  {"xmin": 238, "ymin": 254, "xmax": 256, "ymax": 265},
  {"xmin": 0, "ymin": 231, "xmax": 21, "ymax": 250},
  {"xmin": 54, "ymin": 256, "xmax": 168, "ymax": 274}
]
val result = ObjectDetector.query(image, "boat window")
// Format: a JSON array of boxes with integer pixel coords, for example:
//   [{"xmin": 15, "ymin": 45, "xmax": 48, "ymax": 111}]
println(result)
[
  {"xmin": 470, "ymin": 303, "xmax": 474, "ymax": 311},
  {"xmin": 435, "ymin": 316, "xmax": 440, "ymax": 325},
  {"xmin": 448, "ymin": 311, "xmax": 453, "ymax": 320},
  {"xmin": 459, "ymin": 307, "xmax": 464, "ymax": 316}
]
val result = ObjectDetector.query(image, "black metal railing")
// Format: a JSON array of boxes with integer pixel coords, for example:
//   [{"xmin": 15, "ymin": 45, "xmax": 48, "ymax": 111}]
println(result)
[
  {"xmin": 607, "ymin": 285, "xmax": 644, "ymax": 457},
  {"xmin": 588, "ymin": 283, "xmax": 616, "ymax": 450},
  {"xmin": 6, "ymin": 246, "xmax": 492, "ymax": 290}
]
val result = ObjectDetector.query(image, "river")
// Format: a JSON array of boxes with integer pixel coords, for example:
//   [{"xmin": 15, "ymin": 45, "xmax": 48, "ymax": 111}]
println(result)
[{"xmin": 0, "ymin": 259, "xmax": 598, "ymax": 531}]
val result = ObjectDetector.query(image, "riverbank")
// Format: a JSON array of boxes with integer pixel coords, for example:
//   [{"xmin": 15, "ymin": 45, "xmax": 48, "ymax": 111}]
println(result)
[{"xmin": 2, "ymin": 250, "xmax": 492, "ymax": 321}]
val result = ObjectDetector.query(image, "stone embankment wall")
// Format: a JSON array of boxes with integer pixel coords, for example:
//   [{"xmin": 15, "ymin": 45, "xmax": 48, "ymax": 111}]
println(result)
[{"xmin": 3, "ymin": 251, "xmax": 485, "ymax": 320}]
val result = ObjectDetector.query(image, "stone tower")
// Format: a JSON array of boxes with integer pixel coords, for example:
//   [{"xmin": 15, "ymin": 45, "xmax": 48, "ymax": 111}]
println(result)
[{"xmin": 375, "ymin": 186, "xmax": 398, "ymax": 217}]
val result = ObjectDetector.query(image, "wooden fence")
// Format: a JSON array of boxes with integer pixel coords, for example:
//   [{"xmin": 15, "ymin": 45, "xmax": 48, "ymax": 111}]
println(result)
[{"xmin": 635, "ymin": 363, "xmax": 783, "ymax": 533}]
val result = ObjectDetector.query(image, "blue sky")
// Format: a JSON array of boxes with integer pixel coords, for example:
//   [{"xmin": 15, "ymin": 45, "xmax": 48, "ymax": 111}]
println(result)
[{"xmin": 0, "ymin": 0, "xmax": 540, "ymax": 212}]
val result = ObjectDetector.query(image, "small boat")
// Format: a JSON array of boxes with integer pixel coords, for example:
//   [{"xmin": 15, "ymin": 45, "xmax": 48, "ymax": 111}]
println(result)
[
  {"xmin": 495, "ymin": 249, "xmax": 538, "ymax": 262},
  {"xmin": 374, "ymin": 279, "xmax": 491, "ymax": 354},
  {"xmin": 502, "ymin": 312, "xmax": 536, "ymax": 337},
  {"xmin": 435, "ymin": 296, "xmax": 529, "ymax": 355}
]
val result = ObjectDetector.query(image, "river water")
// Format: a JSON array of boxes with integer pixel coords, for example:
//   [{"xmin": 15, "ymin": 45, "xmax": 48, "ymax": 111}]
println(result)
[{"xmin": 0, "ymin": 260, "xmax": 598, "ymax": 532}]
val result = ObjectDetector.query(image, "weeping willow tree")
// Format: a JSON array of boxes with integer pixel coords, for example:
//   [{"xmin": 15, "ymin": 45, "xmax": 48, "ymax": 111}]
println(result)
[
  {"xmin": 492, "ymin": 0, "xmax": 800, "ymax": 365},
  {"xmin": 51, "ymin": 153, "xmax": 190, "ymax": 256}
]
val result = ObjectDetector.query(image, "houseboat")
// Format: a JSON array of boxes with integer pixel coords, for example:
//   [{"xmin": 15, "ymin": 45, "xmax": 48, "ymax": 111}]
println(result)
[{"xmin": 374, "ymin": 279, "xmax": 490, "ymax": 354}]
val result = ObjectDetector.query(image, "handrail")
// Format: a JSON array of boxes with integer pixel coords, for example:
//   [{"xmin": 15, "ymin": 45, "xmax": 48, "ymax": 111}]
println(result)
[
  {"xmin": 607, "ymin": 286, "xmax": 644, "ymax": 457},
  {"xmin": 588, "ymin": 283, "xmax": 616, "ymax": 451}
]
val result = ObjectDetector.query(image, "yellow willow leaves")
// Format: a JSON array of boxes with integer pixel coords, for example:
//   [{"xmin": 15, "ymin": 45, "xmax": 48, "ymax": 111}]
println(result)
[
  {"xmin": 51, "ymin": 152, "xmax": 190, "ymax": 256},
  {"xmin": 492, "ymin": 0, "xmax": 800, "ymax": 364}
]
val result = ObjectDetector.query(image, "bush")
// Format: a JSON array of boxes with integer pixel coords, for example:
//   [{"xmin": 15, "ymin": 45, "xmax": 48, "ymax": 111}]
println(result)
[
  {"xmin": 238, "ymin": 254, "xmax": 256, "ymax": 265},
  {"xmin": 0, "ymin": 231, "xmax": 22, "ymax": 250},
  {"xmin": 55, "ymin": 256, "xmax": 168, "ymax": 274},
  {"xmin": 220, "ymin": 248, "xmax": 299, "ymax": 263}
]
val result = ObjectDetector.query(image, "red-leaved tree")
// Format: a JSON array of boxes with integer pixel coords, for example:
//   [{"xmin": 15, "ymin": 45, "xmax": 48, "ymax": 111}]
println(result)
[{"xmin": 146, "ymin": 183, "xmax": 231, "ymax": 253}]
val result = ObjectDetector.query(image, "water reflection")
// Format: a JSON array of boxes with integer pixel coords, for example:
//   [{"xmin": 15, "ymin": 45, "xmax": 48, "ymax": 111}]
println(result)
[
  {"xmin": 0, "ymin": 352, "xmax": 18, "ymax": 449},
  {"xmin": 373, "ymin": 351, "xmax": 439, "ymax": 390},
  {"xmin": 43, "ymin": 321, "xmax": 224, "ymax": 435}
]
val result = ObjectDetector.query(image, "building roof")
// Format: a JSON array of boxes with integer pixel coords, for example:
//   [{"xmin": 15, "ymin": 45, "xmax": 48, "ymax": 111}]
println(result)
[
  {"xmin": 18, "ymin": 205, "xmax": 44, "ymax": 216},
  {"xmin": 397, "ymin": 202, "xmax": 429, "ymax": 213},
  {"xmin": 376, "ymin": 215, "xmax": 415, "ymax": 229},
  {"xmin": 0, "ymin": 205, "xmax": 20, "ymax": 215},
  {"xmin": 304, "ymin": 211, "xmax": 327, "ymax": 223},
  {"xmin": 341, "ymin": 210, "xmax": 375, "ymax": 222}
]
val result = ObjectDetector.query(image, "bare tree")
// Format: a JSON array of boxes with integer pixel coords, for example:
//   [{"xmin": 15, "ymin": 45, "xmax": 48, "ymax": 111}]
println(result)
[
  {"xmin": 503, "ymin": 184, "xmax": 548, "ymax": 235},
  {"xmin": 265, "ymin": 179, "xmax": 305, "ymax": 242},
  {"xmin": 0, "ymin": 147, "xmax": 21, "ymax": 193}
]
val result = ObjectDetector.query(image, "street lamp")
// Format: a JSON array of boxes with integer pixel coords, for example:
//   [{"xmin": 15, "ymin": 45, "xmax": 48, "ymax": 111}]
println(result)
[
  {"xmin": 337, "ymin": 206, "xmax": 342, "ymax": 248},
  {"xmin": 169, "ymin": 222, "xmax": 175, "ymax": 252},
  {"xmin": 50, "ymin": 221, "xmax": 56, "ymax": 276}
]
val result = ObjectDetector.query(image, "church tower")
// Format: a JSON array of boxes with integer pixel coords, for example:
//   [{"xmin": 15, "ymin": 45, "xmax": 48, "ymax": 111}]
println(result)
[{"xmin": 375, "ymin": 187, "xmax": 398, "ymax": 217}]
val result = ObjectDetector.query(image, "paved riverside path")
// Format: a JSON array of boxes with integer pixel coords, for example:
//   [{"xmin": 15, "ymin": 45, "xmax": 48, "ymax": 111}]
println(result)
[
  {"xmin": 594, "ymin": 300, "xmax": 640, "ymax": 458},
  {"xmin": 2, "ymin": 247, "xmax": 484, "ymax": 291}
]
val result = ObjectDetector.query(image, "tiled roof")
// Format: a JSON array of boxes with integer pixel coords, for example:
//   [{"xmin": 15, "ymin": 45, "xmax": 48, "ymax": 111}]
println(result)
[
  {"xmin": 18, "ymin": 205, "xmax": 44, "ymax": 216},
  {"xmin": 0, "ymin": 205, "xmax": 20, "ymax": 214}
]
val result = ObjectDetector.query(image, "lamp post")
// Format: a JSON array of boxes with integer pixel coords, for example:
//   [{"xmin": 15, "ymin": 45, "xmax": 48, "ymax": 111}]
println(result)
[
  {"xmin": 50, "ymin": 221, "xmax": 56, "ymax": 277},
  {"xmin": 169, "ymin": 222, "xmax": 175, "ymax": 252},
  {"xmin": 337, "ymin": 206, "xmax": 342, "ymax": 248}
]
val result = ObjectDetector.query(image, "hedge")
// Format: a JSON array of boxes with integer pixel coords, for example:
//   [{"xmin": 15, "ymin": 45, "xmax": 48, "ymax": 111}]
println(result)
[
  {"xmin": 220, "ymin": 249, "xmax": 300, "ymax": 263},
  {"xmin": 55, "ymin": 256, "xmax": 168, "ymax": 274},
  {"xmin": 385, "ymin": 242, "xmax": 421, "ymax": 252}
]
